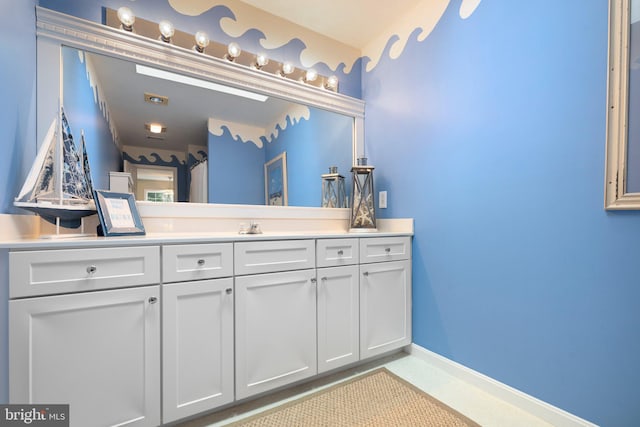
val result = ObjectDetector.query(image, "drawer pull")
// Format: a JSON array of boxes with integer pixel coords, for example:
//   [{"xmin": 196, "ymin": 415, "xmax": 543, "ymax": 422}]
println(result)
[
  {"xmin": 337, "ymin": 249, "xmax": 344, "ymax": 256},
  {"xmin": 197, "ymin": 259, "xmax": 206, "ymax": 266},
  {"xmin": 148, "ymin": 296, "xmax": 158, "ymax": 304},
  {"xmin": 86, "ymin": 265, "xmax": 97, "ymax": 275},
  {"xmin": 385, "ymin": 247, "xmax": 391, "ymax": 253},
  {"xmin": 225, "ymin": 288, "xmax": 233, "ymax": 295},
  {"xmin": 310, "ymin": 278, "xmax": 317, "ymax": 285}
]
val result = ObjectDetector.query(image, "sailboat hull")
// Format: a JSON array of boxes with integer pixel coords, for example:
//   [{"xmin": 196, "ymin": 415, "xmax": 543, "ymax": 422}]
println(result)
[{"xmin": 14, "ymin": 201, "xmax": 96, "ymax": 229}]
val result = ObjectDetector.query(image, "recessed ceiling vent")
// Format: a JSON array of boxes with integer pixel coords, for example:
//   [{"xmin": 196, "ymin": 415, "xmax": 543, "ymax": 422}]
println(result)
[{"xmin": 144, "ymin": 93, "xmax": 169, "ymax": 106}]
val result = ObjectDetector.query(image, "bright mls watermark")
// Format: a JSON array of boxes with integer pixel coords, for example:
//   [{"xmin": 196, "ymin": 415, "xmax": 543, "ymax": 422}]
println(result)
[{"xmin": 0, "ymin": 405, "xmax": 68, "ymax": 426}]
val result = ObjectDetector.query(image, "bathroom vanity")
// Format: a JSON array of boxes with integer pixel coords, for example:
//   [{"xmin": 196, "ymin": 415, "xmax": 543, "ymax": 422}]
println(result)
[
  {"xmin": 3, "ymin": 214, "xmax": 412, "ymax": 426},
  {"xmin": 0, "ymin": 8, "xmax": 412, "ymax": 426}
]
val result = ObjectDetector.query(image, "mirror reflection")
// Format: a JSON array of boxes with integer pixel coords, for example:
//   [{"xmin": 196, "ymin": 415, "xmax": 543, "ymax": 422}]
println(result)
[
  {"xmin": 628, "ymin": 0, "xmax": 640, "ymax": 193},
  {"xmin": 61, "ymin": 46, "xmax": 353, "ymax": 207}
]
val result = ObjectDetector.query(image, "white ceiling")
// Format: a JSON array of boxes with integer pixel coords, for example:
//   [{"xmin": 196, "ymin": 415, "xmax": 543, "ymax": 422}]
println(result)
[{"xmin": 237, "ymin": 0, "xmax": 422, "ymax": 48}]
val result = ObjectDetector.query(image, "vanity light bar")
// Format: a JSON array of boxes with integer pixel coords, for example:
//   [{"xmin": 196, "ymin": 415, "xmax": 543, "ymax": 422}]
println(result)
[
  {"xmin": 106, "ymin": 7, "xmax": 338, "ymax": 92},
  {"xmin": 136, "ymin": 64, "xmax": 269, "ymax": 102}
]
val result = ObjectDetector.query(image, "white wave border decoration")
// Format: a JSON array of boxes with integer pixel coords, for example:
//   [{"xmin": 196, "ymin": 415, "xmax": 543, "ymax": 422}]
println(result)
[{"xmin": 168, "ymin": 0, "xmax": 482, "ymax": 74}]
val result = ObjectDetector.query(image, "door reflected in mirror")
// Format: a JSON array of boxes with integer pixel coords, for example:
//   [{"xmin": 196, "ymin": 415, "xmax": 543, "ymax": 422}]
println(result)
[{"xmin": 61, "ymin": 46, "xmax": 353, "ymax": 207}]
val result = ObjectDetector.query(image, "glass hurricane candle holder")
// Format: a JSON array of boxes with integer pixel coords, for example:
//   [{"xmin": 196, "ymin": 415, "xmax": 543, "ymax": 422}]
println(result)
[
  {"xmin": 321, "ymin": 166, "xmax": 347, "ymax": 208},
  {"xmin": 349, "ymin": 158, "xmax": 376, "ymax": 232}
]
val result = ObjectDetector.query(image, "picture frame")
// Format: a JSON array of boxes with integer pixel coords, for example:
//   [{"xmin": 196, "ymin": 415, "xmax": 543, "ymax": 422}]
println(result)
[
  {"xmin": 94, "ymin": 190, "xmax": 145, "ymax": 236},
  {"xmin": 264, "ymin": 152, "xmax": 288, "ymax": 206}
]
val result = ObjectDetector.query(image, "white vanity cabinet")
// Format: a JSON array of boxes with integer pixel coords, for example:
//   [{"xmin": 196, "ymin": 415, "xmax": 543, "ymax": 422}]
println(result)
[
  {"xmin": 316, "ymin": 238, "xmax": 360, "ymax": 373},
  {"xmin": 161, "ymin": 243, "xmax": 234, "ymax": 423},
  {"xmin": 9, "ymin": 246, "xmax": 161, "ymax": 427},
  {"xmin": 234, "ymin": 240, "xmax": 317, "ymax": 400},
  {"xmin": 359, "ymin": 237, "xmax": 412, "ymax": 359},
  {"xmin": 6, "ymin": 232, "xmax": 412, "ymax": 426}
]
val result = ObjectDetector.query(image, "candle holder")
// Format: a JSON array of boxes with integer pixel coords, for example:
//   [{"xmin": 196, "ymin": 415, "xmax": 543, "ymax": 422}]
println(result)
[
  {"xmin": 321, "ymin": 166, "xmax": 347, "ymax": 208},
  {"xmin": 349, "ymin": 158, "xmax": 377, "ymax": 232}
]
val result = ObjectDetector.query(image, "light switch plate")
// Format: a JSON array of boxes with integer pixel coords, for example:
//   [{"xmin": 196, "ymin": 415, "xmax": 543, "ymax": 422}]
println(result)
[{"xmin": 379, "ymin": 191, "xmax": 387, "ymax": 208}]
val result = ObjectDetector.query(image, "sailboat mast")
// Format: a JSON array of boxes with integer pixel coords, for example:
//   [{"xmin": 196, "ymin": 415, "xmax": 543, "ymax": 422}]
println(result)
[
  {"xmin": 55, "ymin": 105, "xmax": 64, "ymax": 204},
  {"xmin": 56, "ymin": 46, "xmax": 64, "ymax": 205}
]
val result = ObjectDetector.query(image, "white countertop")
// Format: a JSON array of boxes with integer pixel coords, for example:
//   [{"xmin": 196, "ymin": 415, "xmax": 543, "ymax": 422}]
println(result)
[{"xmin": 0, "ymin": 229, "xmax": 412, "ymax": 250}]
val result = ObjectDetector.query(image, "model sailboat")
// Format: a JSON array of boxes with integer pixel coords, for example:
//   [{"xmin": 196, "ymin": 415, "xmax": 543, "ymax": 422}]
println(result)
[{"xmin": 14, "ymin": 108, "xmax": 96, "ymax": 229}]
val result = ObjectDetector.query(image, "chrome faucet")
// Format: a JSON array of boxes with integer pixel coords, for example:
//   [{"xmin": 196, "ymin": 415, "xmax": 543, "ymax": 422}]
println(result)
[{"xmin": 239, "ymin": 221, "xmax": 262, "ymax": 234}]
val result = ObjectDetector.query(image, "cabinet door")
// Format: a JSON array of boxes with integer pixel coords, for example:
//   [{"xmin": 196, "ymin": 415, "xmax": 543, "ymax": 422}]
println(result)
[
  {"xmin": 10, "ymin": 286, "xmax": 161, "ymax": 427},
  {"xmin": 360, "ymin": 260, "xmax": 412, "ymax": 359},
  {"xmin": 162, "ymin": 278, "xmax": 234, "ymax": 423},
  {"xmin": 235, "ymin": 269, "xmax": 317, "ymax": 399},
  {"xmin": 317, "ymin": 265, "xmax": 359, "ymax": 373}
]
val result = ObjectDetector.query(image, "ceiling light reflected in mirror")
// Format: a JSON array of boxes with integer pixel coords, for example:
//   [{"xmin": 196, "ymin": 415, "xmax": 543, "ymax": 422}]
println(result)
[{"xmin": 135, "ymin": 64, "xmax": 268, "ymax": 102}]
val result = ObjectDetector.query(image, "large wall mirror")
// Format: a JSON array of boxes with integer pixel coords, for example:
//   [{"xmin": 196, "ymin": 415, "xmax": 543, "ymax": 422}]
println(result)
[
  {"xmin": 36, "ymin": 7, "xmax": 364, "ymax": 212},
  {"xmin": 606, "ymin": 0, "xmax": 640, "ymax": 209}
]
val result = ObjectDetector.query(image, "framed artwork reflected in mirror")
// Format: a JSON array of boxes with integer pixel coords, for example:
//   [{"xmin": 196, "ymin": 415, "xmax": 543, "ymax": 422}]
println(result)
[{"xmin": 264, "ymin": 152, "xmax": 288, "ymax": 206}]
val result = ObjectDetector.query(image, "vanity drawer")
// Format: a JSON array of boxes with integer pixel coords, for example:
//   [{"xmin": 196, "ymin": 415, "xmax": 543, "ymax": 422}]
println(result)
[
  {"xmin": 162, "ymin": 243, "xmax": 233, "ymax": 283},
  {"xmin": 10, "ymin": 246, "xmax": 160, "ymax": 298},
  {"xmin": 234, "ymin": 240, "xmax": 315, "ymax": 275},
  {"xmin": 359, "ymin": 237, "xmax": 411, "ymax": 264},
  {"xmin": 316, "ymin": 238, "xmax": 359, "ymax": 267}
]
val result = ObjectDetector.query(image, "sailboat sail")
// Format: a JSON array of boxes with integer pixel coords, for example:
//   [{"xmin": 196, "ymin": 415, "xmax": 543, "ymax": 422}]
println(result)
[
  {"xmin": 60, "ymin": 110, "xmax": 93, "ymax": 202},
  {"xmin": 14, "ymin": 108, "xmax": 96, "ymax": 228},
  {"xmin": 80, "ymin": 130, "xmax": 94, "ymax": 195}
]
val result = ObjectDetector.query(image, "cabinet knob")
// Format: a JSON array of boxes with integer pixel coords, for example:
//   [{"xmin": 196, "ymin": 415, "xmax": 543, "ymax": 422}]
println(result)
[
  {"xmin": 197, "ymin": 259, "xmax": 206, "ymax": 266},
  {"xmin": 363, "ymin": 271, "xmax": 369, "ymax": 277},
  {"xmin": 310, "ymin": 278, "xmax": 317, "ymax": 284},
  {"xmin": 225, "ymin": 288, "xmax": 233, "ymax": 294},
  {"xmin": 385, "ymin": 247, "xmax": 391, "ymax": 253},
  {"xmin": 148, "ymin": 296, "xmax": 158, "ymax": 304},
  {"xmin": 337, "ymin": 249, "xmax": 344, "ymax": 256},
  {"xmin": 86, "ymin": 265, "xmax": 97, "ymax": 275}
]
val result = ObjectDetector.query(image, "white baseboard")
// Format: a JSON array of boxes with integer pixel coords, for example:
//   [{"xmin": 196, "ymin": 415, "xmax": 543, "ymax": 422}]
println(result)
[{"xmin": 407, "ymin": 344, "xmax": 598, "ymax": 427}]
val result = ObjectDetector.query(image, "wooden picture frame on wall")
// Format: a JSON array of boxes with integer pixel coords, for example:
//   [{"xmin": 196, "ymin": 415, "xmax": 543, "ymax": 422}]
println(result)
[{"xmin": 264, "ymin": 152, "xmax": 288, "ymax": 206}]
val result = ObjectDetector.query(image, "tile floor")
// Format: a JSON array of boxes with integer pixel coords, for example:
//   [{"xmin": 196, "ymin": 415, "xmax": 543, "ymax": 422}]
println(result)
[{"xmin": 178, "ymin": 352, "xmax": 552, "ymax": 427}]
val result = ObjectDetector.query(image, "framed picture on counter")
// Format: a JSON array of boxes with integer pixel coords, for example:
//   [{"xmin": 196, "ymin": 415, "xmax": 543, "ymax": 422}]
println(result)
[{"xmin": 94, "ymin": 190, "xmax": 145, "ymax": 236}]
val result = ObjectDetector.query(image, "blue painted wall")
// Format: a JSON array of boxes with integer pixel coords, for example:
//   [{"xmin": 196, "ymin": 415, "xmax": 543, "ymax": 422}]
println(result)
[
  {"xmin": 210, "ymin": 106, "xmax": 352, "ymax": 207},
  {"xmin": 364, "ymin": 1, "xmax": 640, "ymax": 425},
  {"xmin": 62, "ymin": 48, "xmax": 122, "ymax": 191},
  {"xmin": 208, "ymin": 128, "xmax": 264, "ymax": 205},
  {"xmin": 265, "ymin": 108, "xmax": 352, "ymax": 207},
  {"xmin": 0, "ymin": 1, "xmax": 36, "ymax": 214}
]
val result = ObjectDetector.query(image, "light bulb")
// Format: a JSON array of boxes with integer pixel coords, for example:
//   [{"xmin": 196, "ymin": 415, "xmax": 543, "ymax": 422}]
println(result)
[
  {"xmin": 117, "ymin": 7, "xmax": 135, "ymax": 31},
  {"xmin": 226, "ymin": 42, "xmax": 241, "ymax": 61},
  {"xmin": 194, "ymin": 31, "xmax": 210, "ymax": 53},
  {"xmin": 149, "ymin": 123, "xmax": 163, "ymax": 134},
  {"xmin": 304, "ymin": 69, "xmax": 318, "ymax": 83},
  {"xmin": 281, "ymin": 62, "xmax": 295, "ymax": 76},
  {"xmin": 158, "ymin": 20, "xmax": 175, "ymax": 42},
  {"xmin": 254, "ymin": 53, "xmax": 269, "ymax": 69},
  {"xmin": 325, "ymin": 75, "xmax": 339, "ymax": 90}
]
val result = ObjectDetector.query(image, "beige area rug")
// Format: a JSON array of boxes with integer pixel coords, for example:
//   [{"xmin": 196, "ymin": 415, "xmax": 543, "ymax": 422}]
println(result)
[{"xmin": 227, "ymin": 368, "xmax": 480, "ymax": 426}]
